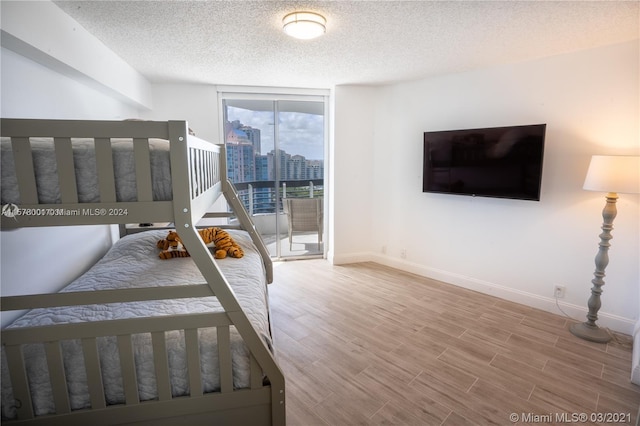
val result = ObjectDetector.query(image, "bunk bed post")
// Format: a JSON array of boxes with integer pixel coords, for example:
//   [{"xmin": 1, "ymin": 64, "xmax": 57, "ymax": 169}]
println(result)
[{"xmin": 167, "ymin": 121, "xmax": 285, "ymax": 426}]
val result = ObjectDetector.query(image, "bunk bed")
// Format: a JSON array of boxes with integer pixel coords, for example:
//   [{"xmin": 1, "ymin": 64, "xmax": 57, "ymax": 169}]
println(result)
[{"xmin": 0, "ymin": 119, "xmax": 285, "ymax": 425}]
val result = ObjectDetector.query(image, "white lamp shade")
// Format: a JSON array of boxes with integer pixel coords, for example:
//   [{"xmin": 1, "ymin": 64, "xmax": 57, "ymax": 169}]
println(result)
[
  {"xmin": 583, "ymin": 155, "xmax": 640, "ymax": 194},
  {"xmin": 283, "ymin": 12, "xmax": 326, "ymax": 40}
]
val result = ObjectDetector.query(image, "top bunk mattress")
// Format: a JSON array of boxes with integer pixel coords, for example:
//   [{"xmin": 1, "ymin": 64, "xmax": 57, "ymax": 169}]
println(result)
[
  {"xmin": 1, "ymin": 229, "xmax": 270, "ymax": 418},
  {"xmin": 0, "ymin": 137, "xmax": 173, "ymax": 205}
]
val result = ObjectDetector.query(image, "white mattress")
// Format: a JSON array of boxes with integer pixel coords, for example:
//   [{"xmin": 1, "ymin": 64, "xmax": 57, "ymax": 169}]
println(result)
[
  {"xmin": 1, "ymin": 229, "xmax": 270, "ymax": 418},
  {"xmin": 0, "ymin": 137, "xmax": 173, "ymax": 204}
]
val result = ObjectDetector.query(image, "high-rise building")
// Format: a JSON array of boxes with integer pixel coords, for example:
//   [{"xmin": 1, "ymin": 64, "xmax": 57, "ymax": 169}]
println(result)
[
  {"xmin": 267, "ymin": 149, "xmax": 290, "ymax": 180},
  {"xmin": 241, "ymin": 125, "xmax": 261, "ymax": 154},
  {"xmin": 306, "ymin": 159, "xmax": 324, "ymax": 180},
  {"xmin": 226, "ymin": 126, "xmax": 255, "ymax": 183},
  {"xmin": 255, "ymin": 155, "xmax": 270, "ymax": 181},
  {"xmin": 289, "ymin": 155, "xmax": 305, "ymax": 180}
]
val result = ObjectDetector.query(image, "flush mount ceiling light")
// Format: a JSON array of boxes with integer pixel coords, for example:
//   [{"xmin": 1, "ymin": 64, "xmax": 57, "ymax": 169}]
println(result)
[{"xmin": 282, "ymin": 11, "xmax": 326, "ymax": 40}]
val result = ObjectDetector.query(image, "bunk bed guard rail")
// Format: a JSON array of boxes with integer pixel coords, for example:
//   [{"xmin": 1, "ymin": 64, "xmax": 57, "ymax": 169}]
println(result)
[{"xmin": 0, "ymin": 119, "xmax": 219, "ymax": 227}]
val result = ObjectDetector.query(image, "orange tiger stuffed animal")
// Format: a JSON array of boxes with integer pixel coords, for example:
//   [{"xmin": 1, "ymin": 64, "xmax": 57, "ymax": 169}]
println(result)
[{"xmin": 157, "ymin": 227, "xmax": 244, "ymax": 260}]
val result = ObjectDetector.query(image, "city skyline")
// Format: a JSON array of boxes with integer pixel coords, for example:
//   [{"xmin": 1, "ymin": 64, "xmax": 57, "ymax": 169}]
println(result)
[
  {"xmin": 225, "ymin": 119, "xmax": 324, "ymax": 183},
  {"xmin": 226, "ymin": 106, "xmax": 324, "ymax": 160}
]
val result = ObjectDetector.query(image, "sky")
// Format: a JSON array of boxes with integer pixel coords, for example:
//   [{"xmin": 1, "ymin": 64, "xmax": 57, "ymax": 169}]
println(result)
[{"xmin": 227, "ymin": 106, "xmax": 324, "ymax": 160}]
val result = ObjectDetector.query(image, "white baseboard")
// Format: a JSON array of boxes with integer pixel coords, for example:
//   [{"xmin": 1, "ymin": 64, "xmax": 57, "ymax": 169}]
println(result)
[
  {"xmin": 331, "ymin": 252, "xmax": 371, "ymax": 265},
  {"xmin": 331, "ymin": 252, "xmax": 635, "ymax": 335},
  {"xmin": 632, "ymin": 321, "xmax": 640, "ymax": 385}
]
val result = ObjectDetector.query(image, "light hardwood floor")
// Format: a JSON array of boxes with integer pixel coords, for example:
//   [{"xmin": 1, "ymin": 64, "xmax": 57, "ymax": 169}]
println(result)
[{"xmin": 267, "ymin": 260, "xmax": 640, "ymax": 426}]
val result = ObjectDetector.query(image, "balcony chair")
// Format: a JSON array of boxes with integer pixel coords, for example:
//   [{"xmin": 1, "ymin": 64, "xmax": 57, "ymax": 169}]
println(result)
[{"xmin": 283, "ymin": 197, "xmax": 323, "ymax": 250}]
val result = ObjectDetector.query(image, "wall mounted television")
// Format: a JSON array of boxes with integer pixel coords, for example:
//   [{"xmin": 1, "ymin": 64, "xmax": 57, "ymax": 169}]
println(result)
[{"xmin": 423, "ymin": 124, "xmax": 546, "ymax": 201}]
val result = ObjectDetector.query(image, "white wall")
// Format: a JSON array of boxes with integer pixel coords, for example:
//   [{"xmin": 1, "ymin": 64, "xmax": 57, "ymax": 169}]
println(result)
[
  {"xmin": 142, "ymin": 84, "xmax": 221, "ymax": 143},
  {"xmin": 0, "ymin": 2, "xmax": 148, "ymax": 326},
  {"xmin": 1, "ymin": 0, "xmax": 152, "ymax": 109},
  {"xmin": 333, "ymin": 40, "xmax": 639, "ymax": 335},
  {"xmin": 330, "ymin": 86, "xmax": 376, "ymax": 262},
  {"xmin": 1, "ymin": 48, "xmax": 140, "ymax": 120}
]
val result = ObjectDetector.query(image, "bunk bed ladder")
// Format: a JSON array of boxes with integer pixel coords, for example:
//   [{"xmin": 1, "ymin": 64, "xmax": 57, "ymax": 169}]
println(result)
[
  {"xmin": 215, "ymin": 143, "xmax": 273, "ymax": 283},
  {"xmin": 222, "ymin": 178, "xmax": 273, "ymax": 283}
]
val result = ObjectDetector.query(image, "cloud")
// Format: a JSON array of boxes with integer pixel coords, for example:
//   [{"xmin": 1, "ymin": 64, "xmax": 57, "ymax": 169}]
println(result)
[
  {"xmin": 227, "ymin": 107, "xmax": 324, "ymax": 160},
  {"xmin": 279, "ymin": 112, "xmax": 324, "ymax": 160}
]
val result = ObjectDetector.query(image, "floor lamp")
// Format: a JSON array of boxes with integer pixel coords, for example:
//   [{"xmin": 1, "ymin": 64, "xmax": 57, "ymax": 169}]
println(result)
[{"xmin": 570, "ymin": 155, "xmax": 640, "ymax": 343}]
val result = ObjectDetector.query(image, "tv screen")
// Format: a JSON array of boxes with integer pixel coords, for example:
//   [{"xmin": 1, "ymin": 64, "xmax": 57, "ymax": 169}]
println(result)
[{"xmin": 423, "ymin": 124, "xmax": 546, "ymax": 201}]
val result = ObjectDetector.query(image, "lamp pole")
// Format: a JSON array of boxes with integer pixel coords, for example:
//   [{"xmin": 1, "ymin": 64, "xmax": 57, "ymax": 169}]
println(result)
[{"xmin": 569, "ymin": 192, "xmax": 617, "ymax": 343}]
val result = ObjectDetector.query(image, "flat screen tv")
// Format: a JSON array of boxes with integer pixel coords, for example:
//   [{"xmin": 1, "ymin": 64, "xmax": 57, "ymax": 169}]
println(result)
[{"xmin": 423, "ymin": 124, "xmax": 546, "ymax": 201}]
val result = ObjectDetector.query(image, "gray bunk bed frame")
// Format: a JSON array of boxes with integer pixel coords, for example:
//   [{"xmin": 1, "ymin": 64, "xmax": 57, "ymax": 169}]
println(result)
[{"xmin": 0, "ymin": 118, "xmax": 285, "ymax": 425}]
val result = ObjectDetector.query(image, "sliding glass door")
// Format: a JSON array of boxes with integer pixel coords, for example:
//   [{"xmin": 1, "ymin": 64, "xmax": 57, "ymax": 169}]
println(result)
[{"xmin": 220, "ymin": 92, "xmax": 327, "ymax": 259}]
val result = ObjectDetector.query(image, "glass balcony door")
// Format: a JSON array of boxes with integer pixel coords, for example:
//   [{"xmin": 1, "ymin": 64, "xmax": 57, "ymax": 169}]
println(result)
[{"xmin": 221, "ymin": 93, "xmax": 326, "ymax": 259}]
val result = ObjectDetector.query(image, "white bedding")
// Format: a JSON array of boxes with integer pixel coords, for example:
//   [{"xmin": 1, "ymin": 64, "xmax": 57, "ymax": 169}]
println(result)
[
  {"xmin": 1, "ymin": 229, "xmax": 270, "ymax": 418},
  {"xmin": 0, "ymin": 137, "xmax": 173, "ymax": 204}
]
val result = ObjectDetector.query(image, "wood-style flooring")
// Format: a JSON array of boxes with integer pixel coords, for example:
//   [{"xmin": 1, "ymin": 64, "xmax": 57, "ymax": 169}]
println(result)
[{"xmin": 267, "ymin": 260, "xmax": 640, "ymax": 425}]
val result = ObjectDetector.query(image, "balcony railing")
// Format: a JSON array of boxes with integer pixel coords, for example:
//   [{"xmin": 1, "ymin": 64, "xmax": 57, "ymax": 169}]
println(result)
[{"xmin": 230, "ymin": 179, "xmax": 323, "ymax": 216}]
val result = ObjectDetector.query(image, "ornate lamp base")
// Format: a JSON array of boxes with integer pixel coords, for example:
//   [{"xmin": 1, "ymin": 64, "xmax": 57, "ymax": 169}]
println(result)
[
  {"xmin": 570, "ymin": 322, "xmax": 611, "ymax": 343},
  {"xmin": 571, "ymin": 192, "xmax": 618, "ymax": 345}
]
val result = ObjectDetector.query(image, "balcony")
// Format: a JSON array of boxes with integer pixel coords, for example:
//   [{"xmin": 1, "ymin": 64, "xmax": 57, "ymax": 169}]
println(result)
[{"xmin": 228, "ymin": 179, "xmax": 324, "ymax": 258}]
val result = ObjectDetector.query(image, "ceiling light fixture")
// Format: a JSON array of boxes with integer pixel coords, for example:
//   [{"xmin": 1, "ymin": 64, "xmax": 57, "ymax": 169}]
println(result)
[{"xmin": 282, "ymin": 11, "xmax": 326, "ymax": 40}]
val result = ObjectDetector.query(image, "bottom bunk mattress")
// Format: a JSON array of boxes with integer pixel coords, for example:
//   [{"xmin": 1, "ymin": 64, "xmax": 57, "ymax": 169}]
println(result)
[{"xmin": 1, "ymin": 229, "xmax": 270, "ymax": 419}]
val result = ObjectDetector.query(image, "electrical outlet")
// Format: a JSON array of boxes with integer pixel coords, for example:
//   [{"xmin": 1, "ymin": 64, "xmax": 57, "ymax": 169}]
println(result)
[
  {"xmin": 554, "ymin": 285, "xmax": 565, "ymax": 299},
  {"xmin": 382, "ymin": 245, "xmax": 387, "ymax": 254},
  {"xmin": 401, "ymin": 248, "xmax": 407, "ymax": 259}
]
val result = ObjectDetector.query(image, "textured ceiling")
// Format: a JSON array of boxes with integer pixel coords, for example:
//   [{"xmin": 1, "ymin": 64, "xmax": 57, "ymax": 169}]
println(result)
[{"xmin": 53, "ymin": 1, "xmax": 639, "ymax": 89}]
